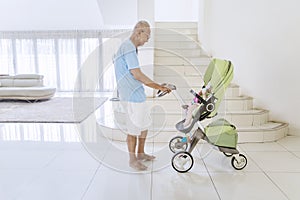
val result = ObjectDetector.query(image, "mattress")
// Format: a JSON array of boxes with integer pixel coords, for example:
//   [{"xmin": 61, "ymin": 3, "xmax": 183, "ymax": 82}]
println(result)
[{"xmin": 0, "ymin": 87, "xmax": 56, "ymax": 100}]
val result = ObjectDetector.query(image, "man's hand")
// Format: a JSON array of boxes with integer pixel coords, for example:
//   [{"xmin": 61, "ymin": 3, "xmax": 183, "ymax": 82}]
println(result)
[{"xmin": 159, "ymin": 84, "xmax": 172, "ymax": 93}]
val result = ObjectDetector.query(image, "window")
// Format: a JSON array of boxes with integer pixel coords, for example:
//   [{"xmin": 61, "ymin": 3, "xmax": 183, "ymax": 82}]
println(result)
[{"xmin": 0, "ymin": 30, "xmax": 124, "ymax": 92}]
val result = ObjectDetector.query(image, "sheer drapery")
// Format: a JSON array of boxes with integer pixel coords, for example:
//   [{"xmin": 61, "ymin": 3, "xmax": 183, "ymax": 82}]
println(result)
[
  {"xmin": 0, "ymin": 30, "xmax": 126, "ymax": 92},
  {"xmin": 0, "ymin": 39, "xmax": 14, "ymax": 74}
]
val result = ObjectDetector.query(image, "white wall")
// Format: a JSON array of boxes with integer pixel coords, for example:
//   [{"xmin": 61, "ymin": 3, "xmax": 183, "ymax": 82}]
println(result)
[
  {"xmin": 201, "ymin": 0, "xmax": 300, "ymax": 135},
  {"xmin": 97, "ymin": 0, "xmax": 137, "ymax": 28},
  {"xmin": 137, "ymin": 0, "xmax": 155, "ymax": 97},
  {"xmin": 0, "ymin": 0, "xmax": 103, "ymax": 30},
  {"xmin": 155, "ymin": 0, "xmax": 198, "ymax": 21}
]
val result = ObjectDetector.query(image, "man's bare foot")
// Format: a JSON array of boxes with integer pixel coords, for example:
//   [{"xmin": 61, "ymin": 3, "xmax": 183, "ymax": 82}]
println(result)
[
  {"xmin": 137, "ymin": 153, "xmax": 156, "ymax": 161},
  {"xmin": 129, "ymin": 160, "xmax": 147, "ymax": 171}
]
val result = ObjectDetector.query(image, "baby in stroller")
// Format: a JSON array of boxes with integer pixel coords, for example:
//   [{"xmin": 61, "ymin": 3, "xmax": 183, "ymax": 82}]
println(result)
[
  {"xmin": 182, "ymin": 83, "xmax": 212, "ymax": 128},
  {"xmin": 179, "ymin": 83, "xmax": 212, "ymax": 144}
]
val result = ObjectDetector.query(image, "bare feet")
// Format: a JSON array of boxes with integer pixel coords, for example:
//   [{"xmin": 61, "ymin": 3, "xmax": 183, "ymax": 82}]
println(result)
[
  {"xmin": 129, "ymin": 160, "xmax": 147, "ymax": 171},
  {"xmin": 137, "ymin": 153, "xmax": 156, "ymax": 161}
]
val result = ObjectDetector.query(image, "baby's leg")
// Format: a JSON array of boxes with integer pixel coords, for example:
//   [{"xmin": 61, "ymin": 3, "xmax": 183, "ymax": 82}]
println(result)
[{"xmin": 183, "ymin": 104, "xmax": 199, "ymax": 127}]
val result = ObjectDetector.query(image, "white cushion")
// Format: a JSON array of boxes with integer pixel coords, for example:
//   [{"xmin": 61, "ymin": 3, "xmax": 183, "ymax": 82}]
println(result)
[
  {"xmin": 0, "ymin": 74, "xmax": 43, "ymax": 79},
  {"xmin": 14, "ymin": 74, "xmax": 44, "ymax": 79},
  {"xmin": 0, "ymin": 79, "xmax": 43, "ymax": 87}
]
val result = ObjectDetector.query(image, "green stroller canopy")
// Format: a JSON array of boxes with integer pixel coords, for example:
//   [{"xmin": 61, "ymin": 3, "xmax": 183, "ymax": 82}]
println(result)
[{"xmin": 203, "ymin": 58, "xmax": 234, "ymax": 117}]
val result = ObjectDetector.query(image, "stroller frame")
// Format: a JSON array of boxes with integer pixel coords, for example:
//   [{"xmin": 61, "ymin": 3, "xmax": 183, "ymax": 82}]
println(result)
[
  {"xmin": 159, "ymin": 58, "xmax": 247, "ymax": 173},
  {"xmin": 168, "ymin": 88, "xmax": 247, "ymax": 173}
]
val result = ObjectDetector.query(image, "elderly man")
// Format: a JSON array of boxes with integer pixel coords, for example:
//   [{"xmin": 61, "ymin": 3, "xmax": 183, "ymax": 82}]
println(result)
[{"xmin": 114, "ymin": 20, "xmax": 171, "ymax": 170}]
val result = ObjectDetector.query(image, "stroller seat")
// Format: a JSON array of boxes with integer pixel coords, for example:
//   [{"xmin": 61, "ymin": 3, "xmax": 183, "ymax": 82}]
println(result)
[{"xmin": 176, "ymin": 58, "xmax": 233, "ymax": 133}]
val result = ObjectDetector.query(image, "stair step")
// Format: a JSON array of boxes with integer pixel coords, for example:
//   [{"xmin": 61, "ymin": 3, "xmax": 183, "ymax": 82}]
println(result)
[
  {"xmin": 101, "ymin": 99, "xmax": 266, "ymax": 127},
  {"xmin": 111, "ymin": 109, "xmax": 269, "ymax": 127},
  {"xmin": 225, "ymin": 84, "xmax": 240, "ymax": 97},
  {"xmin": 154, "ymin": 28, "xmax": 198, "ymax": 36},
  {"xmin": 225, "ymin": 96, "xmax": 254, "ymax": 111},
  {"xmin": 154, "ymin": 48, "xmax": 207, "ymax": 57},
  {"xmin": 154, "ymin": 56, "xmax": 211, "ymax": 66},
  {"xmin": 152, "ymin": 84, "xmax": 239, "ymax": 100},
  {"xmin": 97, "ymin": 117, "xmax": 288, "ymax": 143},
  {"xmin": 155, "ymin": 22, "xmax": 198, "ymax": 29},
  {"xmin": 237, "ymin": 122, "xmax": 288, "ymax": 143},
  {"xmin": 159, "ymin": 109, "xmax": 270, "ymax": 126},
  {"xmin": 155, "ymin": 41, "xmax": 201, "ymax": 49},
  {"xmin": 154, "ymin": 75, "xmax": 203, "ymax": 88},
  {"xmin": 154, "ymin": 28, "xmax": 198, "ymax": 41},
  {"xmin": 156, "ymin": 69, "xmax": 244, "ymax": 91},
  {"xmin": 154, "ymin": 65, "xmax": 207, "ymax": 77},
  {"xmin": 154, "ymin": 33, "xmax": 198, "ymax": 41},
  {"xmin": 149, "ymin": 96, "xmax": 254, "ymax": 112},
  {"xmin": 96, "ymin": 101, "xmax": 287, "ymax": 143},
  {"xmin": 226, "ymin": 109, "xmax": 269, "ymax": 126}
]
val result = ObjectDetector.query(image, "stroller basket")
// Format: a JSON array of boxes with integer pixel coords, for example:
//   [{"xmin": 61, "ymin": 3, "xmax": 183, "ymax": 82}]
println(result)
[{"xmin": 205, "ymin": 118, "xmax": 238, "ymax": 149}]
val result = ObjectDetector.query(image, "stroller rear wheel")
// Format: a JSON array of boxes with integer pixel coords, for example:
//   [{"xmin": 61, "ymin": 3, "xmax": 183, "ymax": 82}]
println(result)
[
  {"xmin": 171, "ymin": 151, "xmax": 194, "ymax": 173},
  {"xmin": 169, "ymin": 136, "xmax": 188, "ymax": 153},
  {"xmin": 231, "ymin": 154, "xmax": 247, "ymax": 170}
]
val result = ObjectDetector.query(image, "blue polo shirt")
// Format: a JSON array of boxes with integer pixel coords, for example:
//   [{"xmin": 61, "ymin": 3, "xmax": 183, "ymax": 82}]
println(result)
[{"xmin": 114, "ymin": 39, "xmax": 146, "ymax": 102}]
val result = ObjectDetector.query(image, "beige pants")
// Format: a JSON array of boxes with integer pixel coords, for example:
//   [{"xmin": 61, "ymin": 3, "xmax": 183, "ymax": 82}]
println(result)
[{"xmin": 121, "ymin": 101, "xmax": 151, "ymax": 136}]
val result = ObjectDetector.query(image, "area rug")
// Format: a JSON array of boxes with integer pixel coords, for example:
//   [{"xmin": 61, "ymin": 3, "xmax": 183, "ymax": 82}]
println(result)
[{"xmin": 0, "ymin": 97, "xmax": 107, "ymax": 123}]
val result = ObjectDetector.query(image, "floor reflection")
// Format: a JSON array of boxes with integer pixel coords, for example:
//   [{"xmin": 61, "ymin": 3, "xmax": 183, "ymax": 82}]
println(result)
[{"xmin": 0, "ymin": 123, "xmax": 80, "ymax": 143}]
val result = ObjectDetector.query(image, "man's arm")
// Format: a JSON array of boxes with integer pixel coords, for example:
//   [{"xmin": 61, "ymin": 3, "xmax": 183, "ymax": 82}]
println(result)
[{"xmin": 130, "ymin": 68, "xmax": 171, "ymax": 92}]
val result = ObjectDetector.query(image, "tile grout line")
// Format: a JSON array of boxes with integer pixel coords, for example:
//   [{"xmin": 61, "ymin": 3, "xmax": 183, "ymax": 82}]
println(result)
[
  {"xmin": 242, "ymin": 150, "xmax": 290, "ymax": 199},
  {"xmin": 81, "ymin": 138, "xmax": 116, "ymax": 199},
  {"xmin": 150, "ymin": 139, "xmax": 154, "ymax": 200},
  {"xmin": 80, "ymin": 163, "xmax": 102, "ymax": 200},
  {"xmin": 195, "ymin": 147, "xmax": 222, "ymax": 200},
  {"xmin": 79, "ymin": 140, "xmax": 113, "ymax": 200},
  {"xmin": 276, "ymin": 140, "xmax": 300, "ymax": 159},
  {"xmin": 261, "ymin": 171, "xmax": 290, "ymax": 199}
]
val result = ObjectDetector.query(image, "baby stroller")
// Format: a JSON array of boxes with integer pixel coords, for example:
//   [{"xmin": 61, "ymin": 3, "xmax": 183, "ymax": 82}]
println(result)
[{"xmin": 157, "ymin": 58, "xmax": 247, "ymax": 173}]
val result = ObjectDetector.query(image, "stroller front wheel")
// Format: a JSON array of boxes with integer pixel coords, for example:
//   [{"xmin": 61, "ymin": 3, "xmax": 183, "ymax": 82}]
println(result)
[
  {"xmin": 169, "ymin": 136, "xmax": 188, "ymax": 153},
  {"xmin": 171, "ymin": 151, "xmax": 194, "ymax": 173},
  {"xmin": 231, "ymin": 154, "xmax": 247, "ymax": 170},
  {"xmin": 223, "ymin": 152, "xmax": 233, "ymax": 157}
]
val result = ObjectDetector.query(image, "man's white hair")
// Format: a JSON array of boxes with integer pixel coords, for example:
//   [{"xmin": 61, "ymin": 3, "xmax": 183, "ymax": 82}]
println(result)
[{"xmin": 133, "ymin": 20, "xmax": 150, "ymax": 32}]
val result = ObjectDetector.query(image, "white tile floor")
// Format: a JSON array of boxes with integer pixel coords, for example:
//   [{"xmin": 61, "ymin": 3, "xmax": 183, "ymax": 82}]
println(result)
[{"xmin": 0, "ymin": 122, "xmax": 300, "ymax": 200}]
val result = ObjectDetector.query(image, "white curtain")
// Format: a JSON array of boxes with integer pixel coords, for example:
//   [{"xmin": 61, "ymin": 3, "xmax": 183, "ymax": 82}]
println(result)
[
  {"xmin": 0, "ymin": 39, "xmax": 14, "ymax": 74},
  {"xmin": 0, "ymin": 30, "xmax": 126, "ymax": 92}
]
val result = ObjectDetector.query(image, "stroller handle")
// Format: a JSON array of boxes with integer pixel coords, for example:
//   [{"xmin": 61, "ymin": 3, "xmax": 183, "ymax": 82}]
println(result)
[
  {"xmin": 162, "ymin": 83, "xmax": 176, "ymax": 90},
  {"xmin": 156, "ymin": 83, "xmax": 176, "ymax": 97}
]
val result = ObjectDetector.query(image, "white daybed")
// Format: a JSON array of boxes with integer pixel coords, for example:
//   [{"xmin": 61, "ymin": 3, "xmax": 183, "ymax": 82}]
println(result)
[{"xmin": 0, "ymin": 74, "xmax": 56, "ymax": 101}]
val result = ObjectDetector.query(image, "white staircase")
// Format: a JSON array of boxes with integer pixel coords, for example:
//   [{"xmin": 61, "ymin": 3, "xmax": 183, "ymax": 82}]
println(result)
[
  {"xmin": 97, "ymin": 22, "xmax": 288, "ymax": 144},
  {"xmin": 152, "ymin": 22, "xmax": 288, "ymax": 143}
]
